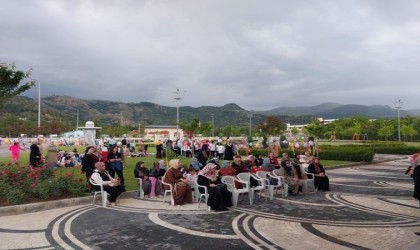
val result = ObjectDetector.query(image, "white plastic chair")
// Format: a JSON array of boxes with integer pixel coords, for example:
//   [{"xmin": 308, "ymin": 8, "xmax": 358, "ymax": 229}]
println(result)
[
  {"xmin": 135, "ymin": 178, "xmax": 145, "ymax": 199},
  {"xmin": 221, "ymin": 175, "xmax": 252, "ymax": 206},
  {"xmin": 89, "ymin": 178, "xmax": 109, "ymax": 207},
  {"xmin": 255, "ymin": 171, "xmax": 285, "ymax": 200},
  {"xmin": 301, "ymin": 164, "xmax": 317, "ymax": 193},
  {"xmin": 161, "ymin": 173, "xmax": 175, "ymax": 206},
  {"xmin": 272, "ymin": 169, "xmax": 289, "ymax": 197},
  {"xmin": 237, "ymin": 172, "xmax": 266, "ymax": 203},
  {"xmin": 195, "ymin": 179, "xmax": 210, "ymax": 211},
  {"xmin": 305, "ymin": 171, "xmax": 317, "ymax": 193}
]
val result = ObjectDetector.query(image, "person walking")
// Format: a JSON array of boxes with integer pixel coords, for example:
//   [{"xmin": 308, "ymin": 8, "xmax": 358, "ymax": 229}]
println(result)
[{"xmin": 9, "ymin": 141, "xmax": 25, "ymax": 163}]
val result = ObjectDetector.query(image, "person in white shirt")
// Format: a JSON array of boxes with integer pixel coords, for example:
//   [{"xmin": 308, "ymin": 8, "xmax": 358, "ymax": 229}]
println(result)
[
  {"xmin": 90, "ymin": 162, "xmax": 123, "ymax": 205},
  {"xmin": 216, "ymin": 143, "xmax": 225, "ymax": 159}
]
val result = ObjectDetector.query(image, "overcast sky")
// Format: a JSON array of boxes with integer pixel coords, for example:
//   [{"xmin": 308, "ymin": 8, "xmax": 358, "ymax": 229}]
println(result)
[{"xmin": 1, "ymin": 0, "xmax": 419, "ymax": 111}]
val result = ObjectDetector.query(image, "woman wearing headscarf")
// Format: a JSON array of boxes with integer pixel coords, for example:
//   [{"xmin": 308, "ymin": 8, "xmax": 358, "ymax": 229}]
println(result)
[
  {"xmin": 29, "ymin": 140, "xmax": 42, "ymax": 168},
  {"xmin": 197, "ymin": 163, "xmax": 232, "ymax": 211},
  {"xmin": 279, "ymin": 159, "xmax": 301, "ymax": 196},
  {"xmin": 134, "ymin": 161, "xmax": 151, "ymax": 197},
  {"xmin": 307, "ymin": 157, "xmax": 330, "ymax": 191},
  {"xmin": 197, "ymin": 143, "xmax": 209, "ymax": 166},
  {"xmin": 219, "ymin": 160, "xmax": 237, "ymax": 176},
  {"xmin": 223, "ymin": 140, "xmax": 234, "ymax": 160},
  {"xmin": 163, "ymin": 159, "xmax": 193, "ymax": 205}
]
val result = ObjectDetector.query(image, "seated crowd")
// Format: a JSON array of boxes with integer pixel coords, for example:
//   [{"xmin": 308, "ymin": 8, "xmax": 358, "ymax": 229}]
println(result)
[{"xmin": 83, "ymin": 139, "xmax": 329, "ymax": 209}]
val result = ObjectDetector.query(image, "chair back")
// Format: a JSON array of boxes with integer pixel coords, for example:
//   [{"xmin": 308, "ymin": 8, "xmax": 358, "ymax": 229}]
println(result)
[
  {"xmin": 89, "ymin": 178, "xmax": 104, "ymax": 191},
  {"xmin": 161, "ymin": 171, "xmax": 173, "ymax": 191},
  {"xmin": 255, "ymin": 171, "xmax": 269, "ymax": 180},
  {"xmin": 237, "ymin": 172, "xmax": 251, "ymax": 182},
  {"xmin": 221, "ymin": 175, "xmax": 235, "ymax": 191}
]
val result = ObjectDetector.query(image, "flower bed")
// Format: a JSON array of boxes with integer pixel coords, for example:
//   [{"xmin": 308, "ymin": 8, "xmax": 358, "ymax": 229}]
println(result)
[{"xmin": 0, "ymin": 163, "xmax": 86, "ymax": 206}]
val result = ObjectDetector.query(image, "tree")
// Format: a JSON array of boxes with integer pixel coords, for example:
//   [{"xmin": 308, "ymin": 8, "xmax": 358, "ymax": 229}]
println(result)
[
  {"xmin": 258, "ymin": 116, "xmax": 286, "ymax": 136},
  {"xmin": 304, "ymin": 119, "xmax": 325, "ymax": 138},
  {"xmin": 401, "ymin": 124, "xmax": 417, "ymax": 142},
  {"xmin": 179, "ymin": 118, "xmax": 201, "ymax": 138},
  {"xmin": 377, "ymin": 123, "xmax": 394, "ymax": 141},
  {"xmin": 0, "ymin": 63, "xmax": 36, "ymax": 107},
  {"xmin": 220, "ymin": 125, "xmax": 242, "ymax": 137}
]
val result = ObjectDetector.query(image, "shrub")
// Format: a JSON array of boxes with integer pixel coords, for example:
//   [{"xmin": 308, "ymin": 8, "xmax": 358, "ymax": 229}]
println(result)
[
  {"xmin": 0, "ymin": 165, "xmax": 86, "ymax": 206},
  {"xmin": 318, "ymin": 148, "xmax": 374, "ymax": 162}
]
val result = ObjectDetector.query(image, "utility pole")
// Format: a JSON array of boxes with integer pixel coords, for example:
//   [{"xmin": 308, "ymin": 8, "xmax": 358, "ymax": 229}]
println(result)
[
  {"xmin": 38, "ymin": 81, "xmax": 41, "ymax": 128},
  {"xmin": 174, "ymin": 87, "xmax": 187, "ymax": 140},
  {"xmin": 394, "ymin": 99, "xmax": 403, "ymax": 142}
]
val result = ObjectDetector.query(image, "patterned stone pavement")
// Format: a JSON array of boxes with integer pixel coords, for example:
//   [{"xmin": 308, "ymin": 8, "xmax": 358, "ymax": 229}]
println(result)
[{"xmin": 0, "ymin": 155, "xmax": 419, "ymax": 249}]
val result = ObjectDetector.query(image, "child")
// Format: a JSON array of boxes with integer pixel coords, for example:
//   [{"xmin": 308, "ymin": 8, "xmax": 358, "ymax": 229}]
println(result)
[{"xmin": 186, "ymin": 167, "xmax": 198, "ymax": 183}]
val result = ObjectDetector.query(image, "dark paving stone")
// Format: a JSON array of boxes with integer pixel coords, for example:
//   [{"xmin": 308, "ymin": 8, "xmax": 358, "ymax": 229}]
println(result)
[{"xmin": 71, "ymin": 208, "xmax": 251, "ymax": 250}]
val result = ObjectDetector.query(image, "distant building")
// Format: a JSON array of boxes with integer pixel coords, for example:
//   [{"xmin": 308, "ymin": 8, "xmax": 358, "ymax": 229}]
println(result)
[
  {"xmin": 62, "ymin": 130, "xmax": 84, "ymax": 138},
  {"xmin": 143, "ymin": 125, "xmax": 184, "ymax": 141}
]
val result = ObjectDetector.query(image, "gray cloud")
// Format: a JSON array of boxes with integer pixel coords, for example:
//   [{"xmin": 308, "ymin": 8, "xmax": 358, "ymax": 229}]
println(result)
[{"xmin": 1, "ymin": 0, "xmax": 419, "ymax": 111}]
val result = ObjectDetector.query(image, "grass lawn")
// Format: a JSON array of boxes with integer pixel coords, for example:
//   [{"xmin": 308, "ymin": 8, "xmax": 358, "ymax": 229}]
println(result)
[
  {"xmin": 321, "ymin": 160, "xmax": 353, "ymax": 168},
  {"xmin": 0, "ymin": 146, "xmax": 193, "ymax": 193}
]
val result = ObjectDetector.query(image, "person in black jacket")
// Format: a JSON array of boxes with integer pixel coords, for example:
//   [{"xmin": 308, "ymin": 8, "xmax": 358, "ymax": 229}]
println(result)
[
  {"xmin": 197, "ymin": 143, "xmax": 209, "ymax": 167},
  {"xmin": 197, "ymin": 163, "xmax": 232, "ymax": 211},
  {"xmin": 29, "ymin": 140, "xmax": 42, "ymax": 167},
  {"xmin": 307, "ymin": 157, "xmax": 329, "ymax": 191}
]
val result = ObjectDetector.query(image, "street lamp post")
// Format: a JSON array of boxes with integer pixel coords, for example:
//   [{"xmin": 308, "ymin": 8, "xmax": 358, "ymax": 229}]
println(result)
[
  {"xmin": 38, "ymin": 81, "xmax": 41, "ymax": 128},
  {"xmin": 394, "ymin": 99, "xmax": 403, "ymax": 142},
  {"xmin": 174, "ymin": 88, "xmax": 186, "ymax": 140},
  {"xmin": 76, "ymin": 109, "xmax": 79, "ymax": 130}
]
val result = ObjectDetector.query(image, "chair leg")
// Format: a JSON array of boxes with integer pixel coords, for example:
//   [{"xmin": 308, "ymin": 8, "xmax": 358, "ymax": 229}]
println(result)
[
  {"xmin": 138, "ymin": 186, "xmax": 144, "ymax": 199},
  {"xmin": 249, "ymin": 191, "xmax": 254, "ymax": 205},
  {"xmin": 101, "ymin": 191, "xmax": 107, "ymax": 207},
  {"xmin": 233, "ymin": 193, "xmax": 238, "ymax": 207},
  {"xmin": 283, "ymin": 184, "xmax": 289, "ymax": 197},
  {"xmin": 170, "ymin": 194, "xmax": 174, "ymax": 206}
]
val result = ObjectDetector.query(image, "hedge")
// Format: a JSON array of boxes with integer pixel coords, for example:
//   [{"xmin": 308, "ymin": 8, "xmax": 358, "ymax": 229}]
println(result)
[{"xmin": 239, "ymin": 148, "xmax": 374, "ymax": 162}]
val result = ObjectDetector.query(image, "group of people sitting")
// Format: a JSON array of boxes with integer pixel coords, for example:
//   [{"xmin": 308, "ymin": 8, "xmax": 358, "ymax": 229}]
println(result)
[
  {"xmin": 218, "ymin": 152, "xmax": 330, "ymax": 196},
  {"xmin": 88, "ymin": 149, "xmax": 329, "ymax": 210}
]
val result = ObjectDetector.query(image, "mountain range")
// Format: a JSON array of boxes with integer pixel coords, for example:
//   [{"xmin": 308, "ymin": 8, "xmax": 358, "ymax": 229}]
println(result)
[
  {"xmin": 1, "ymin": 95, "xmax": 419, "ymax": 127},
  {"xmin": 263, "ymin": 102, "xmax": 420, "ymax": 119}
]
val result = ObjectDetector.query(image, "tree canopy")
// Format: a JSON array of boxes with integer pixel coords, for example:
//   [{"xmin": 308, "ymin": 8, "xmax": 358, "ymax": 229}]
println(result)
[{"xmin": 0, "ymin": 63, "xmax": 36, "ymax": 107}]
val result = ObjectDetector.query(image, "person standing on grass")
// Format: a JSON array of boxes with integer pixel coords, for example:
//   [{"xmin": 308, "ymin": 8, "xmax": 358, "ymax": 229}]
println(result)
[
  {"xmin": 29, "ymin": 140, "xmax": 42, "ymax": 168},
  {"xmin": 9, "ymin": 141, "xmax": 25, "ymax": 163},
  {"xmin": 81, "ymin": 146, "xmax": 97, "ymax": 191}
]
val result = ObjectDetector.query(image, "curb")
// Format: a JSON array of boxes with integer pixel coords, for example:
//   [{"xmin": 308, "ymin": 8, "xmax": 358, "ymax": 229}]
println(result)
[{"xmin": 0, "ymin": 191, "xmax": 138, "ymax": 217}]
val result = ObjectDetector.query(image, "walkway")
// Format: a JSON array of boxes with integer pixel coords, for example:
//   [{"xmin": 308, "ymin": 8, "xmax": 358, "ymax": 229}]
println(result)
[{"xmin": 0, "ymin": 155, "xmax": 419, "ymax": 249}]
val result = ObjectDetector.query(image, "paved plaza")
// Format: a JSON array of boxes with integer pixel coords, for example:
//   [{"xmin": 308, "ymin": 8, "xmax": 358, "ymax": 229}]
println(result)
[{"xmin": 0, "ymin": 154, "xmax": 419, "ymax": 249}]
